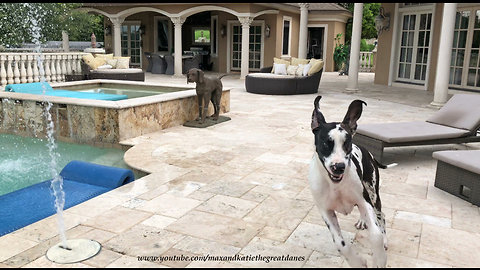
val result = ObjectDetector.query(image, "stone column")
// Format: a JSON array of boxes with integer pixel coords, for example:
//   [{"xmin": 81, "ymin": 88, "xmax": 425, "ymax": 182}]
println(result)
[
  {"xmin": 346, "ymin": 3, "xmax": 363, "ymax": 92},
  {"xmin": 111, "ymin": 17, "xmax": 124, "ymax": 57},
  {"xmin": 62, "ymin": 31, "xmax": 70, "ymax": 52},
  {"xmin": 431, "ymin": 3, "xmax": 458, "ymax": 107},
  {"xmin": 239, "ymin": 16, "xmax": 253, "ymax": 79},
  {"xmin": 298, "ymin": 3, "xmax": 309, "ymax": 59},
  {"xmin": 171, "ymin": 16, "xmax": 186, "ymax": 77}
]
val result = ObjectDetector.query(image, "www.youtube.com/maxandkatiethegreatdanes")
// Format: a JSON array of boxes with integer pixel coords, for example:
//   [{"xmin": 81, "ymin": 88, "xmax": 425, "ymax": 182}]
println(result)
[{"xmin": 137, "ymin": 254, "xmax": 306, "ymax": 264}]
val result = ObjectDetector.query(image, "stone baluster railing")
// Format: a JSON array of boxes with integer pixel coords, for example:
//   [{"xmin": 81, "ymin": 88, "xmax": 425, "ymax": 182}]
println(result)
[
  {"xmin": 44, "ymin": 54, "xmax": 51, "ymax": 82},
  {"xmin": 26, "ymin": 55, "xmax": 33, "ymax": 83},
  {"xmin": 13, "ymin": 55, "xmax": 20, "ymax": 84},
  {"xmin": 0, "ymin": 55, "xmax": 6, "ymax": 86},
  {"xmin": 20, "ymin": 54, "xmax": 27, "ymax": 83},
  {"xmin": 0, "ymin": 52, "xmax": 88, "ymax": 89},
  {"xmin": 6, "ymin": 55, "xmax": 14, "ymax": 85},
  {"xmin": 359, "ymin": 52, "xmax": 374, "ymax": 72},
  {"xmin": 32, "ymin": 54, "xmax": 40, "ymax": 82},
  {"xmin": 50, "ymin": 54, "xmax": 57, "ymax": 83}
]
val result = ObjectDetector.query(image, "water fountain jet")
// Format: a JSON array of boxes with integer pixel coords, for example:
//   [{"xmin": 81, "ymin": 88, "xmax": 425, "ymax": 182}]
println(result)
[{"xmin": 21, "ymin": 3, "xmax": 102, "ymax": 263}]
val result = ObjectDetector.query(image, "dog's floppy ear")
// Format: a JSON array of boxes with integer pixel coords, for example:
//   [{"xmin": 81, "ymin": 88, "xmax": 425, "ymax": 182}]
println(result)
[
  {"xmin": 341, "ymin": 99, "xmax": 367, "ymax": 134},
  {"xmin": 311, "ymin": 96, "xmax": 326, "ymax": 132},
  {"xmin": 197, "ymin": 69, "xmax": 204, "ymax": 84}
]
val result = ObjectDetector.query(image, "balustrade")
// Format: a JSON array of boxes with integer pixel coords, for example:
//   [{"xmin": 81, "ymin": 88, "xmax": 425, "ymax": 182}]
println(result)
[{"xmin": 0, "ymin": 52, "xmax": 87, "ymax": 88}]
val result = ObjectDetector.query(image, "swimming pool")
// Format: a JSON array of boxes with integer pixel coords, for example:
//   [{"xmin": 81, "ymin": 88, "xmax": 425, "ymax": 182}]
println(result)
[{"xmin": 0, "ymin": 134, "xmax": 129, "ymax": 196}]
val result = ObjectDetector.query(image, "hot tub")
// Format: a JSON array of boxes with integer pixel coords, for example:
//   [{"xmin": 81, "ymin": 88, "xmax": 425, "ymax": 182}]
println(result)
[{"xmin": 0, "ymin": 79, "xmax": 230, "ymax": 145}]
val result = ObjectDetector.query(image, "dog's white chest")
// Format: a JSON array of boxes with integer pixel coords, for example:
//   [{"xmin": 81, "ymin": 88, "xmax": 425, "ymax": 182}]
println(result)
[
  {"xmin": 328, "ymin": 189, "xmax": 357, "ymax": 215},
  {"xmin": 309, "ymin": 154, "xmax": 363, "ymax": 215}
]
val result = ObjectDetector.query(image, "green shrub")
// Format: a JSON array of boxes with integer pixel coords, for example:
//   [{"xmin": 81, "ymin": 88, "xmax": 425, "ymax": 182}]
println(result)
[
  {"xmin": 333, "ymin": 33, "xmax": 350, "ymax": 71},
  {"xmin": 360, "ymin": 39, "xmax": 376, "ymax": 52}
]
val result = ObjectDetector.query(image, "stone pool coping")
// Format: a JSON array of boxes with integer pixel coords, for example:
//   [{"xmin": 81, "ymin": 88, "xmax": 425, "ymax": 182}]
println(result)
[{"xmin": 0, "ymin": 79, "xmax": 231, "ymax": 109}]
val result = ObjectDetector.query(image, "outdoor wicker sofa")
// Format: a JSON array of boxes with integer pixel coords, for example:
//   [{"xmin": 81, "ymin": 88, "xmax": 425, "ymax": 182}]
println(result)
[
  {"xmin": 353, "ymin": 94, "xmax": 480, "ymax": 162},
  {"xmin": 245, "ymin": 66, "xmax": 323, "ymax": 95},
  {"xmin": 81, "ymin": 60, "xmax": 145, "ymax": 81},
  {"xmin": 433, "ymin": 150, "xmax": 480, "ymax": 206}
]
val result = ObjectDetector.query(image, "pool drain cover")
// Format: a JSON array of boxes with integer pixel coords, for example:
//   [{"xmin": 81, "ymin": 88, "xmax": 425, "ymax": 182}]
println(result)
[{"xmin": 46, "ymin": 239, "xmax": 101, "ymax": 264}]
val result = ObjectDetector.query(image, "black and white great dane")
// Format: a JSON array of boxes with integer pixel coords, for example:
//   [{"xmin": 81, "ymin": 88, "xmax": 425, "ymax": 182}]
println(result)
[{"xmin": 308, "ymin": 96, "xmax": 394, "ymax": 268}]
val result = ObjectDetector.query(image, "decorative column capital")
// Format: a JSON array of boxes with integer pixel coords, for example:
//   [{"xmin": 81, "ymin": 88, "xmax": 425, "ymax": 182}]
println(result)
[
  {"xmin": 171, "ymin": 16, "xmax": 186, "ymax": 27},
  {"xmin": 110, "ymin": 17, "xmax": 124, "ymax": 26},
  {"xmin": 238, "ymin": 16, "xmax": 254, "ymax": 28},
  {"xmin": 299, "ymin": 3, "xmax": 309, "ymax": 10}
]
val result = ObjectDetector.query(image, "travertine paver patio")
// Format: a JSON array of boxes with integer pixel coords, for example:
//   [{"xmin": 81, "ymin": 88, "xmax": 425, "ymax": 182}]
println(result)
[{"xmin": 1, "ymin": 72, "xmax": 480, "ymax": 268}]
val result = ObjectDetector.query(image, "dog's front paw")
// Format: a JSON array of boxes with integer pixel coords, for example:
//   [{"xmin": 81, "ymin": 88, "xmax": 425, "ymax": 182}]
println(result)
[{"xmin": 355, "ymin": 219, "xmax": 368, "ymax": 230}]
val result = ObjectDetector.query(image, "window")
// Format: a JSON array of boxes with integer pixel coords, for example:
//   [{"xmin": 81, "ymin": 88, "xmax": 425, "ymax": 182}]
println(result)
[
  {"xmin": 282, "ymin": 17, "xmax": 292, "ymax": 56},
  {"xmin": 121, "ymin": 22, "xmax": 141, "ymax": 67},
  {"xmin": 154, "ymin": 17, "xmax": 172, "ymax": 53},
  {"xmin": 449, "ymin": 8, "xmax": 480, "ymax": 90},
  {"xmin": 396, "ymin": 12, "xmax": 432, "ymax": 83},
  {"xmin": 230, "ymin": 22, "xmax": 263, "ymax": 71}
]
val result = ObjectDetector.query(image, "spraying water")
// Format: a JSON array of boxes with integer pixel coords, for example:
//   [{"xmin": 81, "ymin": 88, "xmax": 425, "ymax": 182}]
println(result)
[{"xmin": 25, "ymin": 3, "xmax": 68, "ymax": 249}]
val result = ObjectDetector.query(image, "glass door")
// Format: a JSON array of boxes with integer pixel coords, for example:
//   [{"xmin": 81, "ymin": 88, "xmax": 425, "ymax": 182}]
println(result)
[
  {"xmin": 121, "ymin": 22, "xmax": 141, "ymax": 67},
  {"xmin": 230, "ymin": 23, "xmax": 263, "ymax": 71},
  {"xmin": 449, "ymin": 9, "xmax": 480, "ymax": 90},
  {"xmin": 397, "ymin": 12, "xmax": 432, "ymax": 84}
]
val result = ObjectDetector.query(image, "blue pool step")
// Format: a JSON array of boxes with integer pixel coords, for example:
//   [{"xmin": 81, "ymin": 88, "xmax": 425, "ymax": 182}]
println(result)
[
  {"xmin": 0, "ymin": 160, "xmax": 135, "ymax": 236},
  {"xmin": 5, "ymin": 82, "xmax": 128, "ymax": 101}
]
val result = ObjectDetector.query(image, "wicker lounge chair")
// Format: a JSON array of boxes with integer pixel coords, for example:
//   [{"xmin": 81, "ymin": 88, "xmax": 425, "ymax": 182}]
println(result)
[
  {"xmin": 164, "ymin": 55, "xmax": 174, "ymax": 75},
  {"xmin": 433, "ymin": 150, "xmax": 480, "ymax": 206},
  {"xmin": 144, "ymin": 52, "xmax": 153, "ymax": 72},
  {"xmin": 353, "ymin": 94, "xmax": 480, "ymax": 162},
  {"xmin": 151, "ymin": 53, "xmax": 167, "ymax": 74}
]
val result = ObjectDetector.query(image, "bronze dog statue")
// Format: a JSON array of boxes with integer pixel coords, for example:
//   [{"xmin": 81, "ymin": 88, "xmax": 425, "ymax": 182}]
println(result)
[{"xmin": 186, "ymin": 68, "xmax": 226, "ymax": 124}]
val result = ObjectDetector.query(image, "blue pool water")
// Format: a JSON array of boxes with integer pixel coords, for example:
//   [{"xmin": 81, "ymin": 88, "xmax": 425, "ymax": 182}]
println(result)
[{"xmin": 0, "ymin": 134, "xmax": 129, "ymax": 196}]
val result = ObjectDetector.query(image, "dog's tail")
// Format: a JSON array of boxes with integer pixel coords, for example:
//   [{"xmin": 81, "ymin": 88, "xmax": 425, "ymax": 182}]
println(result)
[
  {"xmin": 218, "ymin": 73, "xmax": 231, "ymax": 80},
  {"xmin": 375, "ymin": 159, "xmax": 398, "ymax": 169}
]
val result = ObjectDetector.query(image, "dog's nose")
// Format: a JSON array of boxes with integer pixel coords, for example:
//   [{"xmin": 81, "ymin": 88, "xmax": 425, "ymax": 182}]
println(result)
[{"xmin": 330, "ymin": 163, "xmax": 346, "ymax": 174}]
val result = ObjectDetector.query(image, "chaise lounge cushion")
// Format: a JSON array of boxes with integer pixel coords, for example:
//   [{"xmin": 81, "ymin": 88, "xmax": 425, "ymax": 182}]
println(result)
[
  {"xmin": 356, "ymin": 121, "xmax": 471, "ymax": 143},
  {"xmin": 426, "ymin": 94, "xmax": 480, "ymax": 131},
  {"xmin": 433, "ymin": 150, "xmax": 480, "ymax": 175},
  {"xmin": 90, "ymin": 68, "xmax": 143, "ymax": 74}
]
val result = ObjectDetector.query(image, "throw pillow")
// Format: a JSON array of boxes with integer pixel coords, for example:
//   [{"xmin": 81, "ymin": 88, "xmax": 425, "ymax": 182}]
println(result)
[
  {"xmin": 105, "ymin": 58, "xmax": 118, "ymax": 68},
  {"xmin": 82, "ymin": 53, "xmax": 106, "ymax": 70},
  {"xmin": 291, "ymin": 57, "xmax": 309, "ymax": 66},
  {"xmin": 273, "ymin": 63, "xmax": 287, "ymax": 75},
  {"xmin": 287, "ymin": 65, "xmax": 298, "ymax": 76},
  {"xmin": 303, "ymin": 64, "xmax": 311, "ymax": 76},
  {"xmin": 114, "ymin": 57, "xmax": 130, "ymax": 69},
  {"xmin": 95, "ymin": 53, "xmax": 114, "ymax": 60},
  {"xmin": 308, "ymin": 58, "xmax": 324, "ymax": 76},
  {"xmin": 271, "ymin": 57, "xmax": 290, "ymax": 73},
  {"xmin": 97, "ymin": 64, "xmax": 113, "ymax": 69},
  {"xmin": 296, "ymin": 64, "xmax": 306, "ymax": 76}
]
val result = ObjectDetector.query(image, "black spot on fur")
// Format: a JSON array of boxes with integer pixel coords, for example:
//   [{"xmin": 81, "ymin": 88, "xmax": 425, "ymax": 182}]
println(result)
[{"xmin": 341, "ymin": 240, "xmax": 345, "ymax": 247}]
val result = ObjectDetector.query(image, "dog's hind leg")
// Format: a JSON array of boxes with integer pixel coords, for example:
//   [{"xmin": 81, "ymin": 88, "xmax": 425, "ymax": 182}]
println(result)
[
  {"xmin": 358, "ymin": 203, "xmax": 387, "ymax": 268},
  {"xmin": 321, "ymin": 210, "xmax": 368, "ymax": 268}
]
